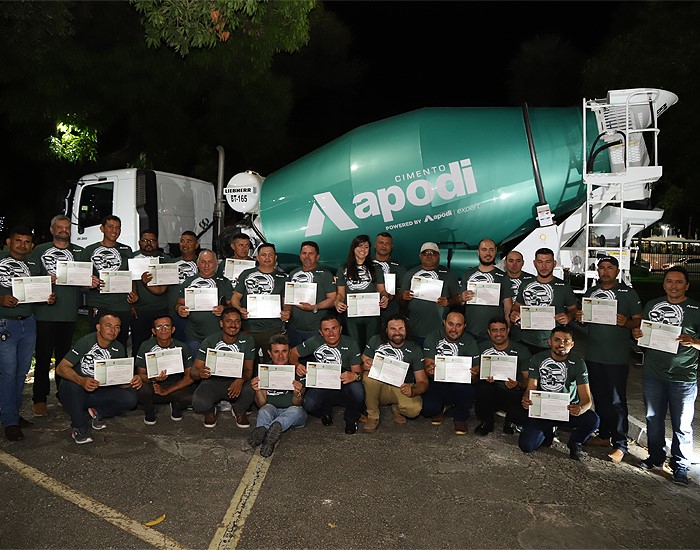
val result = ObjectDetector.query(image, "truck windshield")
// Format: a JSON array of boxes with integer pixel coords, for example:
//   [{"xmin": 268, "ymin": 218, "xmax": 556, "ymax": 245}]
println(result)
[{"xmin": 78, "ymin": 182, "xmax": 114, "ymax": 231}]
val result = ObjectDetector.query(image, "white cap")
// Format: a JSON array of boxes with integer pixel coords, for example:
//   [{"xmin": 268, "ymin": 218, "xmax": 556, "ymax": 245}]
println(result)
[{"xmin": 420, "ymin": 242, "xmax": 439, "ymax": 253}]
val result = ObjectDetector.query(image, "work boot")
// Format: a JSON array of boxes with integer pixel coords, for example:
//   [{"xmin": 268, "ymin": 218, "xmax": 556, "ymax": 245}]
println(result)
[{"xmin": 391, "ymin": 404, "xmax": 406, "ymax": 424}]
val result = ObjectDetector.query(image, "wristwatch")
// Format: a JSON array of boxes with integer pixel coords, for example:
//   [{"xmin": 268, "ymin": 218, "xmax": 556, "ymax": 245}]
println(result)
[{"xmin": 312, "ymin": 305, "xmax": 318, "ymax": 314}]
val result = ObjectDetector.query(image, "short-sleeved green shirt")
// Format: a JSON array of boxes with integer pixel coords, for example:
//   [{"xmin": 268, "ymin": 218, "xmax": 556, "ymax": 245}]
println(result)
[
  {"xmin": 461, "ymin": 266, "xmax": 514, "ymax": 338},
  {"xmin": 178, "ymin": 275, "xmax": 234, "ymax": 341},
  {"xmin": 364, "ymin": 334, "xmax": 424, "ymax": 384},
  {"xmin": 0, "ymin": 252, "xmax": 39, "ymax": 319},
  {"xmin": 234, "ymin": 268, "xmax": 288, "ymax": 334},
  {"xmin": 135, "ymin": 336, "xmax": 192, "ymax": 388},
  {"xmin": 287, "ymin": 267, "xmax": 336, "ymax": 332},
  {"xmin": 31, "ymin": 242, "xmax": 84, "ymax": 322},
  {"xmin": 81, "ymin": 241, "xmax": 133, "ymax": 312},
  {"xmin": 196, "ymin": 331, "xmax": 256, "ymax": 363},
  {"xmin": 295, "ymin": 334, "xmax": 361, "ymax": 371},
  {"xmin": 515, "ymin": 277, "xmax": 577, "ymax": 349},
  {"xmin": 478, "ymin": 339, "xmax": 532, "ymax": 391},
  {"xmin": 63, "ymin": 332, "xmax": 126, "ymax": 378},
  {"xmin": 529, "ymin": 350, "xmax": 588, "ymax": 405},
  {"xmin": 133, "ymin": 253, "xmax": 171, "ymax": 313},
  {"xmin": 400, "ymin": 265, "xmax": 460, "ymax": 338}
]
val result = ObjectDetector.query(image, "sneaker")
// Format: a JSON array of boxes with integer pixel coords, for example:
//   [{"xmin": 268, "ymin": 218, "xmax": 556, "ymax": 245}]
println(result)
[
  {"xmin": 453, "ymin": 420, "xmax": 468, "ymax": 435},
  {"xmin": 568, "ymin": 443, "xmax": 585, "ymax": 461},
  {"xmin": 391, "ymin": 404, "xmax": 406, "ymax": 425},
  {"xmin": 217, "ymin": 400, "xmax": 232, "ymax": 412},
  {"xmin": 204, "ymin": 412, "xmax": 217, "ymax": 429},
  {"xmin": 503, "ymin": 422, "xmax": 517, "ymax": 435},
  {"xmin": 474, "ymin": 421, "xmax": 493, "ymax": 436},
  {"xmin": 144, "ymin": 411, "xmax": 157, "ymax": 426},
  {"xmin": 345, "ymin": 421, "xmax": 358, "ymax": 435},
  {"xmin": 321, "ymin": 414, "xmax": 334, "ymax": 426},
  {"xmin": 88, "ymin": 408, "xmax": 106, "ymax": 430},
  {"xmin": 260, "ymin": 422, "xmax": 283, "ymax": 457},
  {"xmin": 585, "ymin": 435, "xmax": 612, "ymax": 447},
  {"xmin": 639, "ymin": 456, "xmax": 664, "ymax": 470},
  {"xmin": 673, "ymin": 467, "xmax": 690, "ymax": 486},
  {"xmin": 170, "ymin": 402, "xmax": 183, "ymax": 422},
  {"xmin": 431, "ymin": 407, "xmax": 445, "ymax": 426},
  {"xmin": 363, "ymin": 418, "xmax": 379, "ymax": 433},
  {"xmin": 71, "ymin": 428, "xmax": 93, "ymax": 445},
  {"xmin": 32, "ymin": 402, "xmax": 48, "ymax": 417},
  {"xmin": 234, "ymin": 412, "xmax": 250, "ymax": 428},
  {"xmin": 248, "ymin": 426, "xmax": 267, "ymax": 448}
]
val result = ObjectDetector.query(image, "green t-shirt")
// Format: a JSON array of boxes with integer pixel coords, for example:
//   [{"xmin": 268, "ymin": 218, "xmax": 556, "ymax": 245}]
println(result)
[
  {"xmin": 31, "ymin": 241, "xmax": 84, "ymax": 322},
  {"xmin": 287, "ymin": 266, "xmax": 337, "ymax": 332},
  {"xmin": 295, "ymin": 334, "xmax": 361, "ymax": 371},
  {"xmin": 133, "ymin": 252, "xmax": 170, "ymax": 313},
  {"xmin": 135, "ymin": 336, "xmax": 192, "ymax": 388},
  {"xmin": 641, "ymin": 297, "xmax": 700, "ymax": 383},
  {"xmin": 195, "ymin": 331, "xmax": 256, "ymax": 376},
  {"xmin": 507, "ymin": 273, "xmax": 536, "ymax": 342},
  {"xmin": 178, "ymin": 275, "xmax": 234, "ymax": 341},
  {"xmin": 515, "ymin": 277, "xmax": 577, "ymax": 349},
  {"xmin": 583, "ymin": 282, "xmax": 642, "ymax": 365},
  {"xmin": 0, "ymin": 251, "xmax": 39, "ymax": 319},
  {"xmin": 423, "ymin": 328, "xmax": 480, "ymax": 382},
  {"xmin": 529, "ymin": 350, "xmax": 588, "ymax": 405},
  {"xmin": 461, "ymin": 266, "xmax": 514, "ymax": 338},
  {"xmin": 234, "ymin": 268, "xmax": 288, "ymax": 334},
  {"xmin": 478, "ymin": 339, "xmax": 532, "ymax": 391},
  {"xmin": 364, "ymin": 334, "xmax": 424, "ymax": 384},
  {"xmin": 80, "ymin": 241, "xmax": 133, "ymax": 312},
  {"xmin": 64, "ymin": 332, "xmax": 126, "ymax": 378},
  {"xmin": 400, "ymin": 265, "xmax": 460, "ymax": 338}
]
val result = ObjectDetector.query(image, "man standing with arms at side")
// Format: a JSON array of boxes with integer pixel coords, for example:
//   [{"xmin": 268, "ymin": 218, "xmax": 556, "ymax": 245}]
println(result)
[
  {"xmin": 575, "ymin": 256, "xmax": 642, "ymax": 463},
  {"xmin": 81, "ymin": 215, "xmax": 136, "ymax": 349},
  {"xmin": 168, "ymin": 231, "xmax": 199, "ymax": 338},
  {"xmin": 632, "ymin": 266, "xmax": 700, "ymax": 485},
  {"xmin": 454, "ymin": 238, "xmax": 513, "ymax": 342},
  {"xmin": 286, "ymin": 241, "xmax": 337, "ymax": 348},
  {"xmin": 503, "ymin": 250, "xmax": 535, "ymax": 343},
  {"xmin": 31, "ymin": 215, "xmax": 83, "ymax": 417},
  {"xmin": 373, "ymin": 232, "xmax": 406, "ymax": 322},
  {"xmin": 1, "ymin": 227, "xmax": 55, "ymax": 441},
  {"xmin": 510, "ymin": 248, "xmax": 578, "ymax": 355}
]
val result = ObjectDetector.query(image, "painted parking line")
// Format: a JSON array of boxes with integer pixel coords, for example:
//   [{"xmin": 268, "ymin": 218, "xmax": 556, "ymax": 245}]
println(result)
[
  {"xmin": 0, "ymin": 449, "xmax": 188, "ymax": 550},
  {"xmin": 209, "ymin": 452, "xmax": 272, "ymax": 550}
]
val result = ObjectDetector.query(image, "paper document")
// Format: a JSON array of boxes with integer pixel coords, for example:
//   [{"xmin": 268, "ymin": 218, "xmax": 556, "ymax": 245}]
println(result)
[
  {"xmin": 247, "ymin": 294, "xmax": 281, "ymax": 318},
  {"xmin": 410, "ymin": 276, "xmax": 444, "ymax": 302},
  {"xmin": 383, "ymin": 273, "xmax": 396, "ymax": 295},
  {"xmin": 11, "ymin": 276, "xmax": 52, "ymax": 303},
  {"xmin": 480, "ymin": 354, "xmax": 518, "ymax": 381},
  {"xmin": 466, "ymin": 282, "xmax": 501, "ymax": 306},
  {"xmin": 147, "ymin": 263, "xmax": 180, "ymax": 286},
  {"xmin": 528, "ymin": 390, "xmax": 570, "ymax": 421},
  {"xmin": 56, "ymin": 261, "xmax": 93, "ymax": 286},
  {"xmin": 637, "ymin": 320, "xmax": 682, "ymax": 354},
  {"xmin": 184, "ymin": 287, "xmax": 218, "ymax": 311},
  {"xmin": 223, "ymin": 259, "xmax": 256, "ymax": 283},
  {"xmin": 347, "ymin": 292, "xmax": 380, "ymax": 318},
  {"xmin": 305, "ymin": 362, "xmax": 342, "ymax": 390},
  {"xmin": 581, "ymin": 298, "xmax": 617, "ymax": 326},
  {"xmin": 205, "ymin": 348, "xmax": 244, "ymax": 378},
  {"xmin": 520, "ymin": 306, "xmax": 556, "ymax": 330},
  {"xmin": 368, "ymin": 353, "xmax": 409, "ymax": 387},
  {"xmin": 434, "ymin": 355, "xmax": 472, "ymax": 383},
  {"xmin": 144, "ymin": 347, "xmax": 185, "ymax": 379},
  {"xmin": 258, "ymin": 364, "xmax": 295, "ymax": 390},
  {"xmin": 99, "ymin": 270, "xmax": 132, "ymax": 294},
  {"xmin": 128, "ymin": 257, "xmax": 159, "ymax": 280},
  {"xmin": 284, "ymin": 282, "xmax": 317, "ymax": 306},
  {"xmin": 94, "ymin": 358, "xmax": 134, "ymax": 386}
]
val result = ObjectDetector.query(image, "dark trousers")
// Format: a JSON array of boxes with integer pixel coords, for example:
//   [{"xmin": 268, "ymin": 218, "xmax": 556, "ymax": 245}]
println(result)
[
  {"xmin": 60, "ymin": 379, "xmax": 137, "ymax": 431},
  {"xmin": 88, "ymin": 308, "xmax": 131, "ymax": 350},
  {"xmin": 474, "ymin": 380, "xmax": 528, "ymax": 427},
  {"xmin": 192, "ymin": 378, "xmax": 255, "ymax": 415},
  {"xmin": 587, "ymin": 360, "xmax": 630, "ymax": 452},
  {"xmin": 137, "ymin": 382, "xmax": 195, "ymax": 416},
  {"xmin": 34, "ymin": 320, "xmax": 75, "ymax": 403},
  {"xmin": 303, "ymin": 382, "xmax": 365, "ymax": 422},
  {"xmin": 519, "ymin": 409, "xmax": 600, "ymax": 452},
  {"xmin": 421, "ymin": 381, "xmax": 475, "ymax": 421},
  {"xmin": 130, "ymin": 308, "xmax": 168, "ymax": 359}
]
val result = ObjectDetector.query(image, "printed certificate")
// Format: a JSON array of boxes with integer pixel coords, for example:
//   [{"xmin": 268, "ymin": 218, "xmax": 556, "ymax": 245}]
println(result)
[
  {"xmin": 94, "ymin": 357, "xmax": 134, "ymax": 386},
  {"xmin": 223, "ymin": 259, "xmax": 256, "ymax": 283},
  {"xmin": 520, "ymin": 306, "xmax": 556, "ymax": 330},
  {"xmin": 434, "ymin": 355, "xmax": 472, "ymax": 384},
  {"xmin": 184, "ymin": 287, "xmax": 218, "ymax": 311},
  {"xmin": 205, "ymin": 348, "xmax": 244, "ymax": 378},
  {"xmin": 258, "ymin": 364, "xmax": 295, "ymax": 390},
  {"xmin": 11, "ymin": 276, "xmax": 52, "ymax": 303},
  {"xmin": 56, "ymin": 261, "xmax": 93, "ymax": 286},
  {"xmin": 410, "ymin": 276, "xmax": 444, "ymax": 302},
  {"xmin": 528, "ymin": 390, "xmax": 570, "ymax": 421},
  {"xmin": 368, "ymin": 353, "xmax": 409, "ymax": 388},
  {"xmin": 305, "ymin": 362, "xmax": 342, "ymax": 390},
  {"xmin": 247, "ymin": 294, "xmax": 281, "ymax": 318},
  {"xmin": 383, "ymin": 273, "xmax": 396, "ymax": 295},
  {"xmin": 147, "ymin": 263, "xmax": 180, "ymax": 286},
  {"xmin": 480, "ymin": 354, "xmax": 518, "ymax": 381},
  {"xmin": 637, "ymin": 320, "xmax": 682, "ymax": 354},
  {"xmin": 144, "ymin": 347, "xmax": 185, "ymax": 379},
  {"xmin": 466, "ymin": 282, "xmax": 501, "ymax": 306},
  {"xmin": 581, "ymin": 298, "xmax": 617, "ymax": 326},
  {"xmin": 284, "ymin": 282, "xmax": 317, "ymax": 305},
  {"xmin": 99, "ymin": 270, "xmax": 132, "ymax": 294},
  {"xmin": 347, "ymin": 292, "xmax": 380, "ymax": 318},
  {"xmin": 128, "ymin": 257, "xmax": 159, "ymax": 280}
]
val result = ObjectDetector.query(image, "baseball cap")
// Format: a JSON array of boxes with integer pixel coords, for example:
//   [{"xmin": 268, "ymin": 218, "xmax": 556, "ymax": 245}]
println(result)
[
  {"xmin": 597, "ymin": 255, "xmax": 619, "ymax": 268},
  {"xmin": 420, "ymin": 242, "xmax": 439, "ymax": 253}
]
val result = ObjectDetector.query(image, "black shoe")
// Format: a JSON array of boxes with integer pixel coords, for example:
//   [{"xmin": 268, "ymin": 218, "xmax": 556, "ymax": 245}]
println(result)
[
  {"xmin": 568, "ymin": 443, "xmax": 585, "ymax": 461},
  {"xmin": 542, "ymin": 428, "xmax": 556, "ymax": 447},
  {"xmin": 18, "ymin": 416, "xmax": 33, "ymax": 428},
  {"xmin": 474, "ymin": 421, "xmax": 494, "ymax": 436},
  {"xmin": 5, "ymin": 425, "xmax": 24, "ymax": 441},
  {"xmin": 260, "ymin": 422, "xmax": 283, "ymax": 458},
  {"xmin": 639, "ymin": 456, "xmax": 664, "ymax": 470},
  {"xmin": 673, "ymin": 467, "xmax": 689, "ymax": 486},
  {"xmin": 248, "ymin": 426, "xmax": 267, "ymax": 448},
  {"xmin": 503, "ymin": 422, "xmax": 516, "ymax": 435},
  {"xmin": 321, "ymin": 414, "xmax": 334, "ymax": 426},
  {"xmin": 345, "ymin": 421, "xmax": 358, "ymax": 435}
]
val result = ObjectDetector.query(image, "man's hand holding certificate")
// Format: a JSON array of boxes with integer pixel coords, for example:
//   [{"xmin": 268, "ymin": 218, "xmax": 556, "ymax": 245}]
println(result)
[
  {"xmin": 434, "ymin": 355, "xmax": 472, "ymax": 383},
  {"xmin": 347, "ymin": 292, "xmax": 380, "ymax": 318},
  {"xmin": 223, "ymin": 259, "xmax": 256, "ymax": 283},
  {"xmin": 480, "ymin": 354, "xmax": 518, "ymax": 382},
  {"xmin": 56, "ymin": 261, "xmax": 93, "ymax": 286},
  {"xmin": 466, "ymin": 282, "xmax": 501, "ymax": 306},
  {"xmin": 368, "ymin": 353, "xmax": 409, "ymax": 387},
  {"xmin": 284, "ymin": 282, "xmax": 317, "ymax": 306},
  {"xmin": 410, "ymin": 276, "xmax": 444, "ymax": 302},
  {"xmin": 520, "ymin": 306, "xmax": 556, "ymax": 330},
  {"xmin": 305, "ymin": 362, "xmax": 342, "ymax": 390},
  {"xmin": 581, "ymin": 298, "xmax": 617, "ymax": 326},
  {"xmin": 94, "ymin": 358, "xmax": 134, "ymax": 386},
  {"xmin": 258, "ymin": 364, "xmax": 295, "ymax": 390},
  {"xmin": 128, "ymin": 257, "xmax": 159, "ymax": 280},
  {"xmin": 528, "ymin": 390, "xmax": 570, "ymax": 421},
  {"xmin": 12, "ymin": 276, "xmax": 52, "ymax": 303},
  {"xmin": 247, "ymin": 294, "xmax": 282, "ymax": 318},
  {"xmin": 637, "ymin": 320, "xmax": 682, "ymax": 354},
  {"xmin": 184, "ymin": 287, "xmax": 218, "ymax": 311},
  {"xmin": 147, "ymin": 263, "xmax": 180, "ymax": 286},
  {"xmin": 205, "ymin": 349, "xmax": 244, "ymax": 378},
  {"xmin": 99, "ymin": 271, "xmax": 132, "ymax": 294},
  {"xmin": 145, "ymin": 348, "xmax": 185, "ymax": 379}
]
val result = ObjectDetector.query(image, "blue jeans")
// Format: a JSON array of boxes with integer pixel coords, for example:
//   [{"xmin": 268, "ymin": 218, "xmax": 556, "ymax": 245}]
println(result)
[
  {"xmin": 0, "ymin": 316, "xmax": 36, "ymax": 427},
  {"xmin": 303, "ymin": 381, "xmax": 365, "ymax": 422},
  {"xmin": 59, "ymin": 379, "xmax": 138, "ymax": 431},
  {"xmin": 643, "ymin": 375, "xmax": 698, "ymax": 470},
  {"xmin": 421, "ymin": 381, "xmax": 475, "ymax": 422},
  {"xmin": 587, "ymin": 361, "xmax": 630, "ymax": 452},
  {"xmin": 256, "ymin": 403, "xmax": 306, "ymax": 432},
  {"xmin": 519, "ymin": 409, "xmax": 599, "ymax": 452}
]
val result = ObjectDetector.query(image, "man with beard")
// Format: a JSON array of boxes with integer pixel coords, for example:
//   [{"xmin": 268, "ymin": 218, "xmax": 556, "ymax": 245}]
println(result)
[
  {"xmin": 190, "ymin": 307, "xmax": 255, "ymax": 428},
  {"xmin": 473, "ymin": 317, "xmax": 531, "ymax": 436},
  {"xmin": 286, "ymin": 241, "xmax": 337, "ymax": 348},
  {"xmin": 1, "ymin": 226, "xmax": 55, "ymax": 441},
  {"xmin": 361, "ymin": 315, "xmax": 428, "ymax": 432},
  {"xmin": 503, "ymin": 250, "xmax": 535, "ymax": 343},
  {"xmin": 80, "ymin": 215, "xmax": 137, "ymax": 349},
  {"xmin": 231, "ymin": 243, "xmax": 289, "ymax": 357},
  {"xmin": 168, "ymin": 231, "xmax": 199, "ymax": 338},
  {"xmin": 519, "ymin": 325, "xmax": 598, "ymax": 461},
  {"xmin": 397, "ymin": 242, "xmax": 460, "ymax": 347},
  {"xmin": 575, "ymin": 256, "xmax": 642, "ymax": 463},
  {"xmin": 30, "ymin": 215, "xmax": 83, "ymax": 417},
  {"xmin": 510, "ymin": 248, "xmax": 577, "ymax": 355},
  {"xmin": 373, "ymin": 232, "xmax": 406, "ymax": 323},
  {"xmin": 55, "ymin": 312, "xmax": 141, "ymax": 444},
  {"xmin": 454, "ymin": 238, "xmax": 514, "ymax": 342},
  {"xmin": 176, "ymin": 249, "xmax": 233, "ymax": 357},
  {"xmin": 632, "ymin": 266, "xmax": 700, "ymax": 485},
  {"xmin": 290, "ymin": 312, "xmax": 363, "ymax": 434},
  {"xmin": 421, "ymin": 312, "xmax": 479, "ymax": 435}
]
